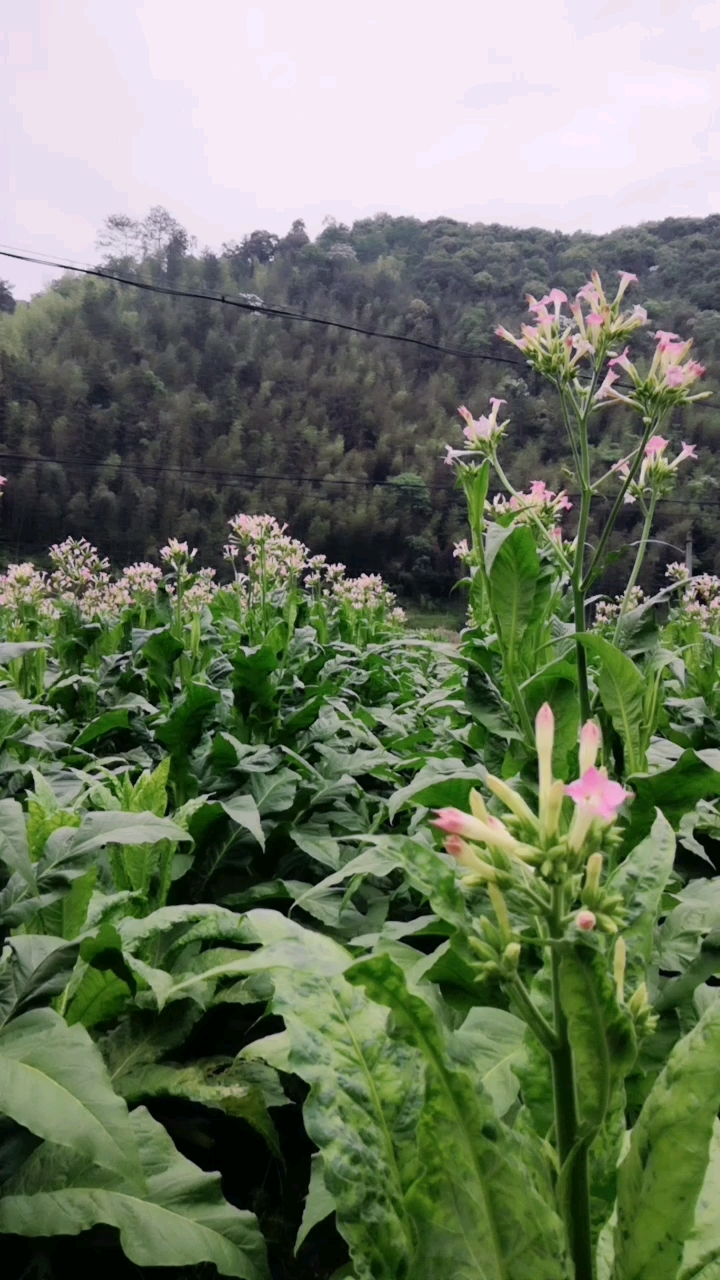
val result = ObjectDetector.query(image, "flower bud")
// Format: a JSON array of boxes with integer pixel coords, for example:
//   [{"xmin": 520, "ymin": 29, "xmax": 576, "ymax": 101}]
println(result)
[
  {"xmin": 535, "ymin": 703, "xmax": 555, "ymax": 816},
  {"xmin": 579, "ymin": 721, "xmax": 602, "ymax": 775},
  {"xmin": 576, "ymin": 910, "xmax": 597, "ymax": 931},
  {"xmin": 485, "ymin": 773, "xmax": 539, "ymax": 830},
  {"xmin": 503, "ymin": 942, "xmax": 521, "ymax": 971},
  {"xmin": 583, "ymin": 852, "xmax": 604, "ymax": 903},
  {"xmin": 488, "ymin": 883, "xmax": 512, "ymax": 943},
  {"xmin": 444, "ymin": 835, "xmax": 498, "ymax": 879},
  {"xmin": 469, "ymin": 787, "xmax": 490, "ymax": 823},
  {"xmin": 540, "ymin": 779, "xmax": 565, "ymax": 841}
]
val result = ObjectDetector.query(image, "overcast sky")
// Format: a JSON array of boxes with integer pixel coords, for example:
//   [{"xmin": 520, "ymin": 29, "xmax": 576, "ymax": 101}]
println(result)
[{"xmin": 2, "ymin": 0, "xmax": 719, "ymax": 298}]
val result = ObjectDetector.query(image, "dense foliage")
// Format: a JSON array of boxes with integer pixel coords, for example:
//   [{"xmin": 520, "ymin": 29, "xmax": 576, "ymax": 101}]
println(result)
[
  {"xmin": 4, "ymin": 261, "xmax": 720, "ymax": 1280},
  {"xmin": 3, "ymin": 208, "xmax": 720, "ymax": 594}
]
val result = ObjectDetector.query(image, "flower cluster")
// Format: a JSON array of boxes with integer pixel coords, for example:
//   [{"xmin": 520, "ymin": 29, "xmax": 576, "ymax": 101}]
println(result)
[
  {"xmin": 0, "ymin": 563, "xmax": 50, "ymax": 612},
  {"xmin": 166, "ymin": 566, "xmax": 217, "ymax": 617},
  {"xmin": 496, "ymin": 271, "xmax": 648, "ymax": 385},
  {"xmin": 597, "ymin": 332, "xmax": 708, "ymax": 411},
  {"xmin": 445, "ymin": 399, "xmax": 509, "ymax": 465},
  {"xmin": 120, "ymin": 561, "xmax": 163, "ymax": 601},
  {"xmin": 225, "ymin": 513, "xmax": 308, "ymax": 596},
  {"xmin": 429, "ymin": 705, "xmax": 645, "ymax": 1009},
  {"xmin": 491, "ymin": 479, "xmax": 572, "ymax": 532},
  {"xmin": 612, "ymin": 435, "xmax": 697, "ymax": 504},
  {"xmin": 666, "ymin": 563, "xmax": 720, "ymax": 629},
  {"xmin": 594, "ymin": 587, "xmax": 645, "ymax": 630},
  {"xmin": 331, "ymin": 572, "xmax": 405, "ymax": 622}
]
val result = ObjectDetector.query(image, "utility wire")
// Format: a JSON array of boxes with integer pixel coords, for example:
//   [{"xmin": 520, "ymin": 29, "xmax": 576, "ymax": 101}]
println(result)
[
  {"xmin": 3, "ymin": 245, "xmax": 719, "ymax": 410},
  {"xmin": 0, "ymin": 247, "xmax": 524, "ymax": 367},
  {"xmin": 1, "ymin": 449, "xmax": 720, "ymax": 510}
]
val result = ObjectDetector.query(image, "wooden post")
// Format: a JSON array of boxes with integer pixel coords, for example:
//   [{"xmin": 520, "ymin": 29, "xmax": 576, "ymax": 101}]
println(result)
[{"xmin": 685, "ymin": 527, "xmax": 693, "ymax": 576}]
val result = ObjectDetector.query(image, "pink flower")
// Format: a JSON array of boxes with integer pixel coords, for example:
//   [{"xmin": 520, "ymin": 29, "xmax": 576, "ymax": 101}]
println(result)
[
  {"xmin": 432, "ymin": 807, "xmax": 522, "ymax": 857},
  {"xmin": 586, "ymin": 312, "xmax": 605, "ymax": 328},
  {"xmin": 576, "ymin": 910, "xmax": 597, "ymax": 932},
  {"xmin": 596, "ymin": 369, "xmax": 619, "ymax": 401},
  {"xmin": 432, "ymin": 807, "xmax": 479, "ymax": 836},
  {"xmin": 645, "ymin": 435, "xmax": 668, "ymax": 459},
  {"xmin": 457, "ymin": 399, "xmax": 506, "ymax": 448},
  {"xmin": 654, "ymin": 330, "xmax": 681, "ymax": 346},
  {"xmin": 496, "ymin": 324, "xmax": 527, "ymax": 350},
  {"xmin": 678, "ymin": 441, "xmax": 698, "ymax": 462},
  {"xmin": 444, "ymin": 835, "xmax": 464, "ymax": 856},
  {"xmin": 616, "ymin": 271, "xmax": 638, "ymax": 300},
  {"xmin": 577, "ymin": 282, "xmax": 600, "ymax": 307},
  {"xmin": 565, "ymin": 767, "xmax": 632, "ymax": 823},
  {"xmin": 608, "ymin": 346, "xmax": 634, "ymax": 374},
  {"xmin": 0, "ymin": 476, "xmax": 7, "ymax": 487}
]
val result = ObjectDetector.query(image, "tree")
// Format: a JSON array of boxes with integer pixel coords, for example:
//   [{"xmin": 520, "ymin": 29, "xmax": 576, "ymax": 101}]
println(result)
[
  {"xmin": 0, "ymin": 281, "xmax": 15, "ymax": 314},
  {"xmin": 96, "ymin": 214, "xmax": 142, "ymax": 260}
]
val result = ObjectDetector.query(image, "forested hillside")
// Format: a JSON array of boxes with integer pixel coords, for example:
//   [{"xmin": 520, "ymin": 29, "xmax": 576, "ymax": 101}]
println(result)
[{"xmin": 1, "ymin": 207, "xmax": 720, "ymax": 595}]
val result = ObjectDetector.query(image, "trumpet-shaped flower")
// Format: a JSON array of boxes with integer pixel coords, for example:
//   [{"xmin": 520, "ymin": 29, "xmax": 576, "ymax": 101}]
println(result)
[
  {"xmin": 566, "ymin": 767, "xmax": 631, "ymax": 823},
  {"xmin": 457, "ymin": 399, "xmax": 508, "ymax": 452},
  {"xmin": 432, "ymin": 807, "xmax": 523, "ymax": 857}
]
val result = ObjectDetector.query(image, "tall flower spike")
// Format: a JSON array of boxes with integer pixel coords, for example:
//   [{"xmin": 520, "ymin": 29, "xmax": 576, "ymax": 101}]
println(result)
[{"xmin": 535, "ymin": 703, "xmax": 555, "ymax": 818}]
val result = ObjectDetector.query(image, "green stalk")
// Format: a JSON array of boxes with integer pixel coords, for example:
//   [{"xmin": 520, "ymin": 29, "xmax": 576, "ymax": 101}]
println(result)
[
  {"xmin": 475, "ymin": 531, "xmax": 535, "ymax": 746},
  {"xmin": 612, "ymin": 491, "xmax": 657, "ymax": 645},
  {"xmin": 548, "ymin": 885, "xmax": 594, "ymax": 1280},
  {"xmin": 581, "ymin": 413, "xmax": 663, "ymax": 593},
  {"xmin": 570, "ymin": 395, "xmax": 593, "ymax": 723}
]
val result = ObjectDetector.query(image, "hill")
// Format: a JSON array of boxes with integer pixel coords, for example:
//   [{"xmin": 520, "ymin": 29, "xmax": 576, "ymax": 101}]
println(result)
[{"xmin": 1, "ymin": 207, "xmax": 720, "ymax": 595}]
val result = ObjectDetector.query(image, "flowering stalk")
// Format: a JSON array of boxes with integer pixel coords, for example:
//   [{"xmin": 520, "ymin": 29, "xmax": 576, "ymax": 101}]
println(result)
[{"xmin": 432, "ymin": 704, "xmax": 637, "ymax": 1280}]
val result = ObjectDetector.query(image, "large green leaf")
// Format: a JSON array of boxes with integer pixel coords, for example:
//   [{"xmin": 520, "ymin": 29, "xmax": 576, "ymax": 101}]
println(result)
[
  {"xmin": 347, "ymin": 953, "xmax": 569, "ymax": 1280},
  {"xmin": 0, "ymin": 934, "xmax": 80, "ymax": 1027},
  {"xmin": 0, "ymin": 798, "xmax": 35, "ymax": 888},
  {"xmin": 622, "ymin": 749, "xmax": 720, "ymax": 850},
  {"xmin": 614, "ymin": 999, "xmax": 720, "ymax": 1280},
  {"xmin": 388, "ymin": 758, "xmax": 487, "ymax": 820},
  {"xmin": 577, "ymin": 633, "xmax": 646, "ymax": 774},
  {"xmin": 249, "ymin": 768, "xmax": 299, "ymax": 815},
  {"xmin": 488, "ymin": 525, "xmax": 541, "ymax": 659},
  {"xmin": 296, "ymin": 1152, "xmax": 335, "ymax": 1253},
  {"xmin": 233, "ymin": 912, "xmax": 420, "ymax": 1280},
  {"xmin": 606, "ymin": 810, "xmax": 675, "ymax": 972},
  {"xmin": 0, "ymin": 1105, "xmax": 269, "ymax": 1279},
  {"xmin": 222, "ymin": 794, "xmax": 265, "ymax": 849},
  {"xmin": 558, "ymin": 943, "xmax": 636, "ymax": 1135},
  {"xmin": 116, "ymin": 1059, "xmax": 281, "ymax": 1154},
  {"xmin": 447, "ymin": 1006, "xmax": 527, "ymax": 1117},
  {"xmin": 0, "ymin": 1008, "xmax": 143, "ymax": 1186},
  {"xmin": 69, "ymin": 809, "xmax": 192, "ymax": 855},
  {"xmin": 679, "ymin": 1119, "xmax": 720, "ymax": 1280}
]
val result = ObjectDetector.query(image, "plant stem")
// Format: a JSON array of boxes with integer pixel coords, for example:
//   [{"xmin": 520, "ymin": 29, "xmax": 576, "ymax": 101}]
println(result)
[
  {"xmin": 612, "ymin": 492, "xmax": 657, "ymax": 645},
  {"xmin": 581, "ymin": 414, "xmax": 663, "ymax": 593},
  {"xmin": 549, "ymin": 885, "xmax": 594, "ymax": 1280},
  {"xmin": 571, "ymin": 389, "xmax": 594, "ymax": 724}
]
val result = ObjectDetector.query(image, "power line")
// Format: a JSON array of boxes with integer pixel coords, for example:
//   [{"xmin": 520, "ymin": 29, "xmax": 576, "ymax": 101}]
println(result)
[
  {"xmin": 0, "ymin": 247, "xmax": 524, "ymax": 367},
  {"xmin": 4, "ymin": 244, "xmax": 719, "ymax": 412},
  {"xmin": 1, "ymin": 448, "xmax": 720, "ymax": 510}
]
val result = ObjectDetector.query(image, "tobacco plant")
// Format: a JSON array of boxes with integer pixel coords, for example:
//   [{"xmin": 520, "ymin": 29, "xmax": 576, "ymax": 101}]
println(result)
[{"xmin": 448, "ymin": 271, "xmax": 708, "ymax": 768}]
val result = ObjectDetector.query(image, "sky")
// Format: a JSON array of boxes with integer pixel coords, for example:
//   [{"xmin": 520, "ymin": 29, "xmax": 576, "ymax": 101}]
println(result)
[{"xmin": 2, "ymin": 0, "xmax": 720, "ymax": 298}]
